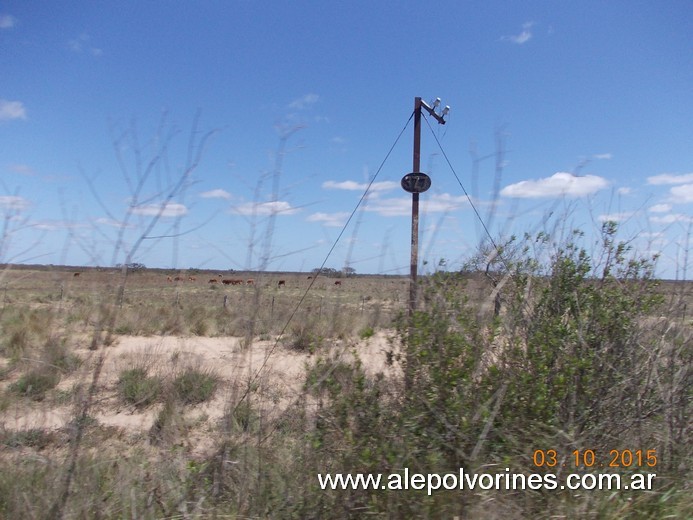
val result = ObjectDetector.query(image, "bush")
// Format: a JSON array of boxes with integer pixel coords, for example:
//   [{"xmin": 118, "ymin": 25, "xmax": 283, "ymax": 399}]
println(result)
[
  {"xmin": 281, "ymin": 224, "xmax": 690, "ymax": 517},
  {"xmin": 173, "ymin": 368, "xmax": 218, "ymax": 404},
  {"xmin": 10, "ymin": 366, "xmax": 60, "ymax": 401},
  {"xmin": 43, "ymin": 337, "xmax": 81, "ymax": 373},
  {"xmin": 358, "ymin": 326, "xmax": 375, "ymax": 339},
  {"xmin": 1, "ymin": 428, "xmax": 54, "ymax": 449},
  {"xmin": 117, "ymin": 368, "xmax": 161, "ymax": 408},
  {"xmin": 285, "ymin": 321, "xmax": 322, "ymax": 352},
  {"xmin": 0, "ymin": 307, "xmax": 51, "ymax": 359}
]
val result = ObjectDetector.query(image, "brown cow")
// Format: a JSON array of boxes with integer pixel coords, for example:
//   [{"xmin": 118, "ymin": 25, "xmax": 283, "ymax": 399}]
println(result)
[
  {"xmin": 334, "ymin": 280, "xmax": 342, "ymax": 287},
  {"xmin": 167, "ymin": 276, "xmax": 173, "ymax": 282},
  {"xmin": 246, "ymin": 279, "xmax": 254, "ymax": 285},
  {"xmin": 222, "ymin": 279, "xmax": 233, "ymax": 285},
  {"xmin": 278, "ymin": 280, "xmax": 286, "ymax": 288},
  {"xmin": 208, "ymin": 278, "xmax": 218, "ymax": 284},
  {"xmin": 174, "ymin": 276, "xmax": 184, "ymax": 282},
  {"xmin": 73, "ymin": 272, "xmax": 80, "ymax": 277}
]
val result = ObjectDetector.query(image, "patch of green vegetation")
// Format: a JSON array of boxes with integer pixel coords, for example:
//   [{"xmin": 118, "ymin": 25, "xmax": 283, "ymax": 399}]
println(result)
[
  {"xmin": 1, "ymin": 428, "xmax": 54, "ymax": 449},
  {"xmin": 9, "ymin": 366, "xmax": 60, "ymax": 401},
  {"xmin": 173, "ymin": 367, "xmax": 218, "ymax": 404},
  {"xmin": 225, "ymin": 399, "xmax": 257, "ymax": 433},
  {"xmin": 0, "ymin": 307, "xmax": 51, "ymax": 359},
  {"xmin": 286, "ymin": 321, "xmax": 323, "ymax": 353},
  {"xmin": 358, "ymin": 326, "xmax": 375, "ymax": 339},
  {"xmin": 114, "ymin": 324, "xmax": 134, "ymax": 335},
  {"xmin": 43, "ymin": 337, "xmax": 81, "ymax": 373},
  {"xmin": 118, "ymin": 368, "xmax": 162, "ymax": 408}
]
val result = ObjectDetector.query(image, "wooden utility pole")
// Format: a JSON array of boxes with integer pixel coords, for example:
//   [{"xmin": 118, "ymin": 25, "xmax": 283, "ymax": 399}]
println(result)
[
  {"xmin": 402, "ymin": 96, "xmax": 449, "ymax": 393},
  {"xmin": 402, "ymin": 97, "xmax": 448, "ymax": 317},
  {"xmin": 409, "ymin": 97, "xmax": 423, "ymax": 317}
]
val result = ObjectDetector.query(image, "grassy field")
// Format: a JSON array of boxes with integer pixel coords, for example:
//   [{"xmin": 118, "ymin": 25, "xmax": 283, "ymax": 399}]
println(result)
[{"xmin": 0, "ymin": 262, "xmax": 690, "ymax": 519}]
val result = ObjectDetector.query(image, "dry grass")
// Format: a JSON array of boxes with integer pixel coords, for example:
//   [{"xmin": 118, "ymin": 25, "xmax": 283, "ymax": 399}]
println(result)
[{"xmin": 0, "ymin": 264, "xmax": 689, "ymax": 518}]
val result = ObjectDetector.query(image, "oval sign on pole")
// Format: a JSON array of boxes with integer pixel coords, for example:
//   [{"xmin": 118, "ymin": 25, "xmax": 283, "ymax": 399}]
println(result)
[{"xmin": 401, "ymin": 172, "xmax": 431, "ymax": 193}]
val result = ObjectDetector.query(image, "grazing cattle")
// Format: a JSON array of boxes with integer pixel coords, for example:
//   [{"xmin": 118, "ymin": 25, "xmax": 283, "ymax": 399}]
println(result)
[
  {"xmin": 334, "ymin": 280, "xmax": 342, "ymax": 287},
  {"xmin": 222, "ymin": 279, "xmax": 243, "ymax": 286},
  {"xmin": 174, "ymin": 276, "xmax": 184, "ymax": 282},
  {"xmin": 167, "ymin": 276, "xmax": 173, "ymax": 282},
  {"xmin": 278, "ymin": 280, "xmax": 286, "ymax": 288},
  {"xmin": 208, "ymin": 279, "xmax": 218, "ymax": 284},
  {"xmin": 188, "ymin": 276, "xmax": 196, "ymax": 282},
  {"xmin": 73, "ymin": 272, "xmax": 80, "ymax": 277},
  {"xmin": 246, "ymin": 279, "xmax": 254, "ymax": 285},
  {"xmin": 222, "ymin": 279, "xmax": 233, "ymax": 285},
  {"xmin": 307, "ymin": 276, "xmax": 313, "ymax": 280}
]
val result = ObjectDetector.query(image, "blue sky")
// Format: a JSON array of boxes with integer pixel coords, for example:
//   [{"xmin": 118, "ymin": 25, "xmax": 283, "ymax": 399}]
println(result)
[{"xmin": 1, "ymin": 1, "xmax": 691, "ymax": 278}]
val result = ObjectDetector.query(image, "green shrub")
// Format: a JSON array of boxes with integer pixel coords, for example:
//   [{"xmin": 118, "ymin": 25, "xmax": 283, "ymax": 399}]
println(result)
[
  {"xmin": 173, "ymin": 367, "xmax": 218, "ymax": 404},
  {"xmin": 10, "ymin": 366, "xmax": 60, "ymax": 401},
  {"xmin": 284, "ymin": 224, "xmax": 688, "ymax": 518},
  {"xmin": 358, "ymin": 326, "xmax": 375, "ymax": 339},
  {"xmin": 0, "ymin": 307, "xmax": 51, "ymax": 359},
  {"xmin": 43, "ymin": 337, "xmax": 81, "ymax": 373},
  {"xmin": 225, "ymin": 399, "xmax": 257, "ymax": 433},
  {"xmin": 286, "ymin": 321, "xmax": 322, "ymax": 352},
  {"xmin": 117, "ymin": 368, "xmax": 161, "ymax": 408},
  {"xmin": 1, "ymin": 428, "xmax": 54, "ymax": 449}
]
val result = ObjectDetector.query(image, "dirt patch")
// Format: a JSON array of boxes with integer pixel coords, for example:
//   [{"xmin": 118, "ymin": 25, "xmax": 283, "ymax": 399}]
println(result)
[{"xmin": 1, "ymin": 331, "xmax": 400, "ymax": 440}]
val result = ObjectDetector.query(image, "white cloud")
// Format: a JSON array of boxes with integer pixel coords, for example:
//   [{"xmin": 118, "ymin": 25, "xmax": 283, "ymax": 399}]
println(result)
[
  {"xmin": 288, "ymin": 93, "xmax": 319, "ymax": 110},
  {"xmin": 649, "ymin": 203, "xmax": 672, "ymax": 213},
  {"xmin": 68, "ymin": 33, "xmax": 102, "ymax": 56},
  {"xmin": 502, "ymin": 22, "xmax": 534, "ymax": 44},
  {"xmin": 670, "ymin": 184, "xmax": 693, "ymax": 204},
  {"xmin": 593, "ymin": 153, "xmax": 613, "ymax": 160},
  {"xmin": 7, "ymin": 164, "xmax": 35, "ymax": 176},
  {"xmin": 365, "ymin": 193, "xmax": 469, "ymax": 217},
  {"xmin": 423, "ymin": 193, "xmax": 470, "ymax": 212},
  {"xmin": 231, "ymin": 200, "xmax": 299, "ymax": 216},
  {"xmin": 322, "ymin": 180, "xmax": 399, "ymax": 192},
  {"xmin": 33, "ymin": 220, "xmax": 87, "ymax": 231},
  {"xmin": 598, "ymin": 212, "xmax": 634, "ymax": 223},
  {"xmin": 307, "ymin": 212, "xmax": 350, "ymax": 227},
  {"xmin": 500, "ymin": 172, "xmax": 609, "ymax": 198},
  {"xmin": 639, "ymin": 231, "xmax": 666, "ymax": 240},
  {"xmin": 130, "ymin": 202, "xmax": 188, "ymax": 218},
  {"xmin": 647, "ymin": 173, "xmax": 693, "ymax": 185},
  {"xmin": 638, "ymin": 231, "xmax": 668, "ymax": 246},
  {"xmin": 361, "ymin": 198, "xmax": 410, "ymax": 217},
  {"xmin": 33, "ymin": 222, "xmax": 62, "ymax": 231},
  {"xmin": 200, "ymin": 188, "xmax": 231, "ymax": 200},
  {"xmin": 617, "ymin": 187, "xmax": 632, "ymax": 195},
  {"xmin": 649, "ymin": 213, "xmax": 693, "ymax": 224},
  {"xmin": 0, "ymin": 99, "xmax": 27, "ymax": 121},
  {"xmin": 95, "ymin": 217, "xmax": 135, "ymax": 229},
  {"xmin": 0, "ymin": 195, "xmax": 30, "ymax": 211},
  {"xmin": 0, "ymin": 14, "xmax": 16, "ymax": 29}
]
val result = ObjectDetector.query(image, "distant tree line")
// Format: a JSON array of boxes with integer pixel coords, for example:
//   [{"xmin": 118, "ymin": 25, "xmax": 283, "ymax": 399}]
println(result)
[
  {"xmin": 115, "ymin": 262, "xmax": 147, "ymax": 271},
  {"xmin": 311, "ymin": 267, "xmax": 356, "ymax": 278}
]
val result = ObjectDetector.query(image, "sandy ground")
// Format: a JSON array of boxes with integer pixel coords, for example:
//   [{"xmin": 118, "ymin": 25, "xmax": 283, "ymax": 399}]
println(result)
[{"xmin": 1, "ymin": 331, "xmax": 400, "ymax": 443}]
